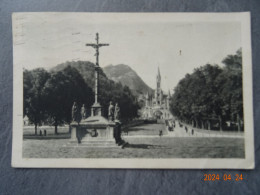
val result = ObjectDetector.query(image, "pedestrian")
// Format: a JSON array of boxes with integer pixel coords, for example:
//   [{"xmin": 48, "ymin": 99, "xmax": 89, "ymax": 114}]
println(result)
[{"xmin": 159, "ymin": 130, "xmax": 163, "ymax": 137}]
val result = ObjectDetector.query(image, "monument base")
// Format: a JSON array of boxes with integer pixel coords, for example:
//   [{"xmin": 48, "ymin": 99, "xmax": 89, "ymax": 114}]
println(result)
[
  {"xmin": 68, "ymin": 139, "xmax": 119, "ymax": 148},
  {"xmin": 70, "ymin": 115, "xmax": 124, "ymax": 148}
]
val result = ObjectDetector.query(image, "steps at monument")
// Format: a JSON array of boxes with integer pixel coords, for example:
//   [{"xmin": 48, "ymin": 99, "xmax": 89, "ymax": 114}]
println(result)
[
  {"xmin": 66, "ymin": 140, "xmax": 121, "ymax": 148},
  {"xmin": 80, "ymin": 141, "xmax": 118, "ymax": 148}
]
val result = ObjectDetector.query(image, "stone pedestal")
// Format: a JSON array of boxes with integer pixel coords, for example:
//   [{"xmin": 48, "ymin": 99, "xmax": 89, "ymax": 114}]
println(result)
[
  {"xmin": 70, "ymin": 115, "xmax": 119, "ymax": 147},
  {"xmin": 91, "ymin": 102, "xmax": 102, "ymax": 116},
  {"xmin": 70, "ymin": 121, "xmax": 80, "ymax": 143}
]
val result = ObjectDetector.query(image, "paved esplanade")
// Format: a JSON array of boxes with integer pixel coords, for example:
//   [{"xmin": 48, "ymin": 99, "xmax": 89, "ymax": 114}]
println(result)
[
  {"xmin": 168, "ymin": 121, "xmax": 244, "ymax": 138},
  {"xmin": 122, "ymin": 120, "xmax": 244, "ymax": 138},
  {"xmin": 122, "ymin": 122, "xmax": 167, "ymax": 137}
]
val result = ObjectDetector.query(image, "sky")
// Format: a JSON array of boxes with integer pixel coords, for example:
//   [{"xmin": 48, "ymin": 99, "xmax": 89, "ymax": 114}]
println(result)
[{"xmin": 13, "ymin": 13, "xmax": 241, "ymax": 93}]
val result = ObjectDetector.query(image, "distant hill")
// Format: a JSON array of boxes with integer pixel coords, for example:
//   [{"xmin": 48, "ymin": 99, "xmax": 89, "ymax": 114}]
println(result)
[
  {"xmin": 51, "ymin": 61, "xmax": 101, "ymax": 89},
  {"xmin": 103, "ymin": 64, "xmax": 153, "ymax": 95},
  {"xmin": 50, "ymin": 61, "xmax": 139, "ymax": 119}
]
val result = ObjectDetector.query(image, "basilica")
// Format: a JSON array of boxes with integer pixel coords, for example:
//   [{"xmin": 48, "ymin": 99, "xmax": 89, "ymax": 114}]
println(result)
[{"xmin": 141, "ymin": 67, "xmax": 172, "ymax": 120}]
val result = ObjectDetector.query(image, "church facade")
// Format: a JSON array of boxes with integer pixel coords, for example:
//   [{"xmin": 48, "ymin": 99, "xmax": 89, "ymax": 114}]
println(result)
[{"xmin": 142, "ymin": 68, "xmax": 172, "ymax": 120}]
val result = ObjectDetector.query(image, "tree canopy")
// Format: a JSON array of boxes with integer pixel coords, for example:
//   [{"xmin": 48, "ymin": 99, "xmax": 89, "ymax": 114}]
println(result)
[
  {"xmin": 170, "ymin": 49, "xmax": 243, "ymax": 131},
  {"xmin": 23, "ymin": 68, "xmax": 50, "ymax": 135},
  {"xmin": 42, "ymin": 66, "xmax": 94, "ymax": 134},
  {"xmin": 23, "ymin": 61, "xmax": 139, "ymax": 134}
]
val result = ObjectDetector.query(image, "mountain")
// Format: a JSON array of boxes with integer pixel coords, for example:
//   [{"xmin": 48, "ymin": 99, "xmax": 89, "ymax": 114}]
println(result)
[
  {"xmin": 50, "ymin": 61, "xmax": 139, "ymax": 119},
  {"xmin": 103, "ymin": 64, "xmax": 153, "ymax": 95},
  {"xmin": 51, "ymin": 61, "xmax": 102, "ymax": 89}
]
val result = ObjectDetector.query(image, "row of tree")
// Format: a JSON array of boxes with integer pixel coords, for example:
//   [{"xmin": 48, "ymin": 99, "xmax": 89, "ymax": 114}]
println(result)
[
  {"xmin": 24, "ymin": 62, "xmax": 139, "ymax": 135},
  {"xmin": 169, "ymin": 49, "xmax": 243, "ymax": 131}
]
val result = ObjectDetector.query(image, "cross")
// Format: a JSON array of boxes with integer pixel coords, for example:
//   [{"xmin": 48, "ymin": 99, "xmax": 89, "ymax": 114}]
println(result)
[
  {"xmin": 86, "ymin": 33, "xmax": 109, "ymax": 112},
  {"xmin": 86, "ymin": 33, "xmax": 109, "ymax": 67}
]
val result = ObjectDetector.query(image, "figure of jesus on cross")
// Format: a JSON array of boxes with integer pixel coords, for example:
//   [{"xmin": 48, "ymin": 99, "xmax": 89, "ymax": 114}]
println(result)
[
  {"xmin": 86, "ymin": 33, "xmax": 109, "ymax": 116},
  {"xmin": 86, "ymin": 33, "xmax": 109, "ymax": 67}
]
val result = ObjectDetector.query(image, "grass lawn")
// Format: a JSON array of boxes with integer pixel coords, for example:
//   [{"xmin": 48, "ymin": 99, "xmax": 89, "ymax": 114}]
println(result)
[
  {"xmin": 23, "ymin": 126, "xmax": 70, "ymax": 135},
  {"xmin": 23, "ymin": 137, "xmax": 245, "ymax": 158}
]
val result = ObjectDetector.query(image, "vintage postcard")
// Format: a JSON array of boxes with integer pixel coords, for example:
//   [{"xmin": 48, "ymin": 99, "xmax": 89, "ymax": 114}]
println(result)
[{"xmin": 12, "ymin": 12, "xmax": 254, "ymax": 169}]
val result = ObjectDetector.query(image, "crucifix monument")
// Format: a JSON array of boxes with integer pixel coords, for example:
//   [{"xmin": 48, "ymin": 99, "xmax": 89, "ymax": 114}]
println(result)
[
  {"xmin": 86, "ymin": 33, "xmax": 109, "ymax": 116},
  {"xmin": 70, "ymin": 33, "xmax": 123, "ymax": 147}
]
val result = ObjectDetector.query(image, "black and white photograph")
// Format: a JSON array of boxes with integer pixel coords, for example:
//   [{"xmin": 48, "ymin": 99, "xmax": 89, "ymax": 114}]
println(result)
[{"xmin": 12, "ymin": 12, "xmax": 254, "ymax": 168}]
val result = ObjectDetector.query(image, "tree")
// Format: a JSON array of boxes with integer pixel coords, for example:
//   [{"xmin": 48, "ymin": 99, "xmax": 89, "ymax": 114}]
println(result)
[
  {"xmin": 220, "ymin": 48, "xmax": 243, "ymax": 131},
  {"xmin": 222, "ymin": 48, "xmax": 242, "ymax": 70},
  {"xmin": 169, "ymin": 49, "xmax": 243, "ymax": 131},
  {"xmin": 24, "ymin": 61, "xmax": 140, "ymax": 135},
  {"xmin": 43, "ymin": 66, "xmax": 94, "ymax": 134},
  {"xmin": 170, "ymin": 65, "xmax": 223, "ymax": 129},
  {"xmin": 23, "ymin": 68, "xmax": 50, "ymax": 135}
]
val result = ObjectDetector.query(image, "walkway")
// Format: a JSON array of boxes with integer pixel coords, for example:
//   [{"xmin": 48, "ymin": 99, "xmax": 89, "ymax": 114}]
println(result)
[{"xmin": 167, "ymin": 122, "xmax": 244, "ymax": 138}]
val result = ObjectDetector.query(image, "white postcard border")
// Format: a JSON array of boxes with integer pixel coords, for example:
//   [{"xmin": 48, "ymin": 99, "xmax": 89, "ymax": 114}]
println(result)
[{"xmin": 12, "ymin": 12, "xmax": 255, "ymax": 169}]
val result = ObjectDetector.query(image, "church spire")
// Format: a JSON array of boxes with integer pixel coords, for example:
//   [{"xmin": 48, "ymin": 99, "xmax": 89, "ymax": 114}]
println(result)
[
  {"xmin": 156, "ymin": 66, "xmax": 161, "ymax": 87},
  {"xmin": 157, "ymin": 66, "xmax": 161, "ymax": 81},
  {"xmin": 156, "ymin": 66, "xmax": 162, "ymax": 106}
]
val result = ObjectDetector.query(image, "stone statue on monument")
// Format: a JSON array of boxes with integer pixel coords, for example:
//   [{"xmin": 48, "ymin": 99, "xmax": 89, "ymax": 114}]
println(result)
[
  {"xmin": 114, "ymin": 102, "xmax": 123, "ymax": 145},
  {"xmin": 72, "ymin": 102, "xmax": 78, "ymax": 122},
  {"xmin": 114, "ymin": 103, "xmax": 121, "ymax": 122},
  {"xmin": 81, "ymin": 104, "xmax": 87, "ymax": 120},
  {"xmin": 108, "ymin": 101, "xmax": 114, "ymax": 121}
]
